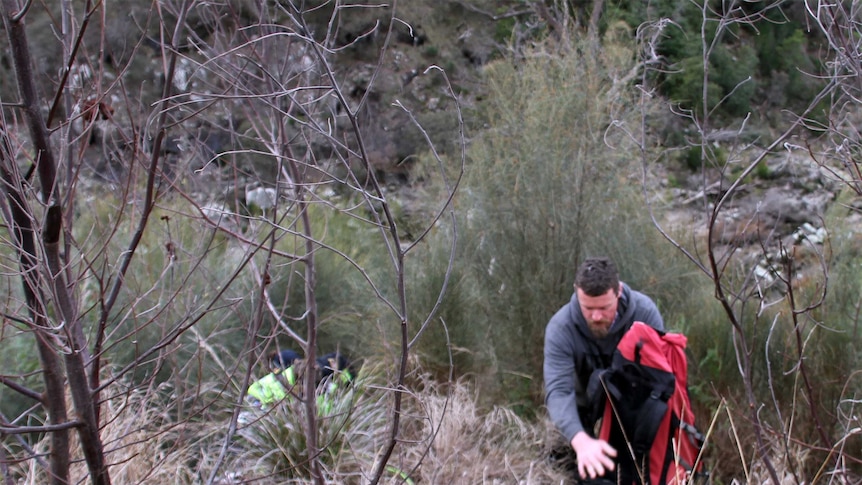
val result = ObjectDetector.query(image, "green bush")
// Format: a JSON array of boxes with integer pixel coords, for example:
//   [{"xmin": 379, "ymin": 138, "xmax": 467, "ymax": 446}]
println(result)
[
  {"xmin": 711, "ymin": 44, "xmax": 758, "ymax": 116},
  {"xmin": 404, "ymin": 227, "xmax": 484, "ymax": 380},
  {"xmin": 68, "ymin": 198, "xmax": 261, "ymax": 432},
  {"xmin": 494, "ymin": 17, "xmax": 516, "ymax": 44},
  {"xmin": 645, "ymin": 1, "xmax": 825, "ymax": 122},
  {"xmin": 445, "ymin": 33, "xmax": 693, "ymax": 413},
  {"xmin": 0, "ymin": 331, "xmax": 43, "ymax": 421},
  {"xmin": 663, "ymin": 56, "xmax": 723, "ymax": 115},
  {"xmin": 662, "ymin": 44, "xmax": 758, "ymax": 118},
  {"xmin": 262, "ymin": 198, "xmax": 400, "ymax": 357}
]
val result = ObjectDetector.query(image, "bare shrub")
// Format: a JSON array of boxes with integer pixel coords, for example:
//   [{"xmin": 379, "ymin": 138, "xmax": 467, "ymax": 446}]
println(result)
[
  {"xmin": 632, "ymin": 0, "xmax": 862, "ymax": 482},
  {"xmin": 0, "ymin": 1, "xmax": 462, "ymax": 484}
]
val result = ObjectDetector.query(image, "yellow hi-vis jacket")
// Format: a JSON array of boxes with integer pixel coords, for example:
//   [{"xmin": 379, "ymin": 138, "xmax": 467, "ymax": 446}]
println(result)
[
  {"xmin": 246, "ymin": 366, "xmax": 297, "ymax": 409},
  {"xmin": 245, "ymin": 366, "xmax": 354, "ymax": 413}
]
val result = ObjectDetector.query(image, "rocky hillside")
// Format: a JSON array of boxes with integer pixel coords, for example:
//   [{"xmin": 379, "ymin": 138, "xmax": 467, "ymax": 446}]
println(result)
[
  {"xmin": 314, "ymin": 3, "xmax": 850, "ymax": 240},
  {"xmin": 13, "ymin": 0, "xmax": 851, "ymax": 275},
  {"xmin": 320, "ymin": 3, "xmax": 852, "ymax": 283}
]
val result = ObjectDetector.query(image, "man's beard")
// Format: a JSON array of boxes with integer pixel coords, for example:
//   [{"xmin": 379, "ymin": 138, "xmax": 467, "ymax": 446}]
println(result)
[{"xmin": 587, "ymin": 321, "xmax": 611, "ymax": 339}]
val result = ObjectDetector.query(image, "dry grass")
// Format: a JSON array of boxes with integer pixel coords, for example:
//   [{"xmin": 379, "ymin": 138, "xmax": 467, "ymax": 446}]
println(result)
[
  {"xmin": 3, "ymin": 362, "xmax": 572, "ymax": 484},
  {"xmin": 5, "ymin": 385, "xmax": 210, "ymax": 484},
  {"xmin": 226, "ymin": 361, "xmax": 570, "ymax": 484},
  {"xmin": 397, "ymin": 377, "xmax": 568, "ymax": 484},
  {"xmin": 4, "ymin": 367, "xmax": 860, "ymax": 484},
  {"xmin": 90, "ymin": 390, "xmax": 206, "ymax": 484}
]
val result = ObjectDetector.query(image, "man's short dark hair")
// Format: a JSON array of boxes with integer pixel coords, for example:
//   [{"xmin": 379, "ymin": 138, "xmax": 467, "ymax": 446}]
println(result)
[{"xmin": 575, "ymin": 257, "xmax": 620, "ymax": 297}]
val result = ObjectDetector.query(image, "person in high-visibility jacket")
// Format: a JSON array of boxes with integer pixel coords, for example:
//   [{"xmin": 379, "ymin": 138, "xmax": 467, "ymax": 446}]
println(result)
[
  {"xmin": 246, "ymin": 349, "xmax": 355, "ymax": 412},
  {"xmin": 244, "ymin": 352, "xmax": 412, "ymax": 483},
  {"xmin": 314, "ymin": 352, "xmax": 355, "ymax": 416},
  {"xmin": 246, "ymin": 349, "xmax": 301, "ymax": 409}
]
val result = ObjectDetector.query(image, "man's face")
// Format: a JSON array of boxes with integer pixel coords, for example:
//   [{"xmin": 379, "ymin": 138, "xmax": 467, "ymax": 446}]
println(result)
[{"xmin": 576, "ymin": 286, "xmax": 619, "ymax": 338}]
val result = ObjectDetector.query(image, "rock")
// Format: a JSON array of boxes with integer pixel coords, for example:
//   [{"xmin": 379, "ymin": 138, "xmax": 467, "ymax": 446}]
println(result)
[
  {"xmin": 246, "ymin": 186, "xmax": 278, "ymax": 211},
  {"xmin": 759, "ymin": 185, "xmax": 821, "ymax": 225}
]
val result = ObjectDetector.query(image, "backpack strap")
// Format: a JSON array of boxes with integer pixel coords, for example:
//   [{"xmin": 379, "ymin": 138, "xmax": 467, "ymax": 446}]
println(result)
[
  {"xmin": 680, "ymin": 420, "xmax": 705, "ymax": 445},
  {"xmin": 582, "ymin": 319, "xmax": 636, "ymax": 429},
  {"xmin": 631, "ymin": 390, "xmax": 669, "ymax": 457},
  {"xmin": 629, "ymin": 337, "xmax": 674, "ymax": 457}
]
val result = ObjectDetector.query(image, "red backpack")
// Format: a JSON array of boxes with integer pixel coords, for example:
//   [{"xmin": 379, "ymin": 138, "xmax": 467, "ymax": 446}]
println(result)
[{"xmin": 597, "ymin": 322, "xmax": 707, "ymax": 485}]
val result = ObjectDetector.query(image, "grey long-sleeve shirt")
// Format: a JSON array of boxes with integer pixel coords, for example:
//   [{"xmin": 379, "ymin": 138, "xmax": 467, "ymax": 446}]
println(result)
[{"xmin": 543, "ymin": 283, "xmax": 664, "ymax": 442}]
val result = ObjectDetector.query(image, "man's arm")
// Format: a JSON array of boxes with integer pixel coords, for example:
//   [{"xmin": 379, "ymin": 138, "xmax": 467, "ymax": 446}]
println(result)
[
  {"xmin": 545, "ymin": 304, "xmax": 622, "ymax": 480},
  {"xmin": 543, "ymin": 315, "xmax": 585, "ymax": 442}
]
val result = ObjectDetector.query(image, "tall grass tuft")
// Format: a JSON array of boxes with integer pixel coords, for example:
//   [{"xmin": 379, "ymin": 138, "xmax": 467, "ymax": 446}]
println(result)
[
  {"xmin": 233, "ymin": 366, "xmax": 383, "ymax": 482},
  {"xmin": 223, "ymin": 361, "xmax": 570, "ymax": 483},
  {"xmin": 398, "ymin": 375, "xmax": 569, "ymax": 484}
]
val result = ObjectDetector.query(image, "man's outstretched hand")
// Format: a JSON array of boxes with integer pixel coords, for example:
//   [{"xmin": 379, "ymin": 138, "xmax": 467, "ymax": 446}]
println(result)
[{"xmin": 571, "ymin": 431, "xmax": 617, "ymax": 480}]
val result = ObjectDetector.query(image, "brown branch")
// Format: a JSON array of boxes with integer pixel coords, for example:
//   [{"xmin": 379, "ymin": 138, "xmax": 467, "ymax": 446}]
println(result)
[
  {"xmin": 779, "ymin": 245, "xmax": 834, "ymax": 451},
  {"xmin": 588, "ymin": 0, "xmax": 605, "ymax": 42},
  {"xmin": 3, "ymin": 0, "xmax": 110, "ymax": 479},
  {"xmin": 0, "ymin": 375, "xmax": 43, "ymax": 403},
  {"xmin": 90, "ymin": 2, "xmax": 193, "ymax": 458},
  {"xmin": 46, "ymin": 0, "xmax": 101, "ymax": 128},
  {"xmin": 0, "ymin": 17, "xmax": 72, "ymax": 477},
  {"xmin": 530, "ymin": 1, "xmax": 565, "ymax": 39},
  {"xmin": 0, "ymin": 420, "xmax": 82, "ymax": 434}
]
